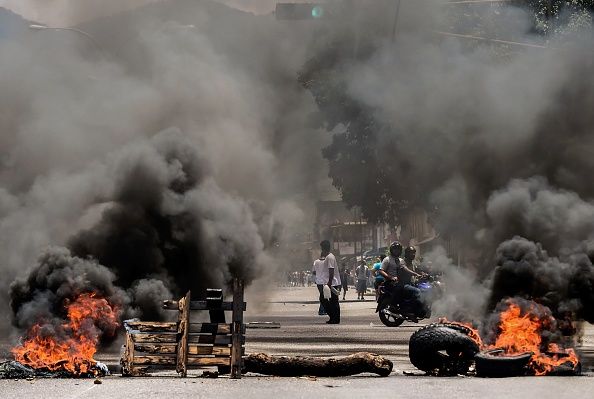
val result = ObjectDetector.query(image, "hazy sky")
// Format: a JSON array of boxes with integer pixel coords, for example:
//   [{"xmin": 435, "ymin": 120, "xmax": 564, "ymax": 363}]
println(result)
[{"xmin": 0, "ymin": 0, "xmax": 313, "ymax": 25}]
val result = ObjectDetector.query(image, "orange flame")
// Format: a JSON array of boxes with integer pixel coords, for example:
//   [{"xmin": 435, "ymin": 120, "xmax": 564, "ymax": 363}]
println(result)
[
  {"xmin": 487, "ymin": 301, "xmax": 579, "ymax": 376},
  {"xmin": 439, "ymin": 300, "xmax": 579, "ymax": 376},
  {"xmin": 11, "ymin": 293, "xmax": 119, "ymax": 375}
]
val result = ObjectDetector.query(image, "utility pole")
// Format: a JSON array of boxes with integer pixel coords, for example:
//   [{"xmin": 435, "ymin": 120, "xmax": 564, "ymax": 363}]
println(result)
[{"xmin": 391, "ymin": 0, "xmax": 401, "ymax": 43}]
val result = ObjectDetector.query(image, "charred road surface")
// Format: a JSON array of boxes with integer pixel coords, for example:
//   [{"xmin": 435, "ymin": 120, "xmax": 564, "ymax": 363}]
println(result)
[{"xmin": 1, "ymin": 287, "xmax": 594, "ymax": 398}]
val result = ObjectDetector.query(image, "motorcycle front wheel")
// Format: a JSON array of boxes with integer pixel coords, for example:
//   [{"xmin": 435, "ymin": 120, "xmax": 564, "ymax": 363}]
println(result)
[{"xmin": 378, "ymin": 301, "xmax": 405, "ymax": 327}]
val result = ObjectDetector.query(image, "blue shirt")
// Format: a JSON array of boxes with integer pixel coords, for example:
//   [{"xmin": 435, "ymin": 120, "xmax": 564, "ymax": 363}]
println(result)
[{"xmin": 373, "ymin": 263, "xmax": 384, "ymax": 282}]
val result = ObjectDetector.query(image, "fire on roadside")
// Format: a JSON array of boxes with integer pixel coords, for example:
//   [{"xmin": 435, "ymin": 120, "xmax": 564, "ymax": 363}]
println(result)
[
  {"xmin": 439, "ymin": 299, "xmax": 580, "ymax": 376},
  {"xmin": 486, "ymin": 301, "xmax": 579, "ymax": 376},
  {"xmin": 11, "ymin": 293, "xmax": 119, "ymax": 376}
]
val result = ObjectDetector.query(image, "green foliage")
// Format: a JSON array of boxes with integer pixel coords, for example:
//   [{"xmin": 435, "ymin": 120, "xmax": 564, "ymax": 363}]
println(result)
[
  {"xmin": 299, "ymin": 38, "xmax": 423, "ymax": 224},
  {"xmin": 528, "ymin": 0, "xmax": 593, "ymax": 34}
]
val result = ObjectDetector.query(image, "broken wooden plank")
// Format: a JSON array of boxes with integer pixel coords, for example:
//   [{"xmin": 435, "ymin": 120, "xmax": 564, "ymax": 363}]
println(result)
[
  {"xmin": 121, "ymin": 332, "xmax": 135, "ymax": 376},
  {"xmin": 134, "ymin": 344, "xmax": 236, "ymax": 356},
  {"xmin": 230, "ymin": 278, "xmax": 245, "ymax": 379},
  {"xmin": 163, "ymin": 300, "xmax": 246, "ymax": 311},
  {"xmin": 187, "ymin": 357, "xmax": 231, "ymax": 367},
  {"xmin": 124, "ymin": 321, "xmax": 177, "ymax": 332},
  {"xmin": 131, "ymin": 333, "xmax": 177, "ymax": 343},
  {"xmin": 188, "ymin": 323, "xmax": 231, "ymax": 334},
  {"xmin": 187, "ymin": 334, "xmax": 245, "ymax": 345},
  {"xmin": 176, "ymin": 291, "xmax": 191, "ymax": 377},
  {"xmin": 132, "ymin": 332, "xmax": 244, "ymax": 344},
  {"xmin": 188, "ymin": 346, "xmax": 232, "ymax": 356},
  {"xmin": 134, "ymin": 356, "xmax": 176, "ymax": 366},
  {"xmin": 134, "ymin": 355, "xmax": 233, "ymax": 367},
  {"xmin": 134, "ymin": 344, "xmax": 177, "ymax": 355}
]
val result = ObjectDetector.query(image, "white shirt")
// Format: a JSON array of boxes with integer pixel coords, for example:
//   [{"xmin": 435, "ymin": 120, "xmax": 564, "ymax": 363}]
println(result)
[
  {"xmin": 313, "ymin": 253, "xmax": 341, "ymax": 286},
  {"xmin": 312, "ymin": 258, "xmax": 327, "ymax": 285}
]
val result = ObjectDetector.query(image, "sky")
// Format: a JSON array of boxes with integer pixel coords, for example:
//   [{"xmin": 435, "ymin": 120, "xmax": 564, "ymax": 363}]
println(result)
[{"xmin": 0, "ymin": 0, "xmax": 314, "ymax": 25}]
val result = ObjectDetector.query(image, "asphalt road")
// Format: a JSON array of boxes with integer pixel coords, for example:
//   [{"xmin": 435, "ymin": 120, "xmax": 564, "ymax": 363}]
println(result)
[{"xmin": 1, "ymin": 286, "xmax": 593, "ymax": 398}]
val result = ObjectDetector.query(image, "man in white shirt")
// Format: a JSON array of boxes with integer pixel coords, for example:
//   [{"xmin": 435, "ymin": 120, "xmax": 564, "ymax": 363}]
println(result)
[
  {"xmin": 312, "ymin": 257, "xmax": 328, "ymax": 315},
  {"xmin": 319, "ymin": 240, "xmax": 341, "ymax": 324}
]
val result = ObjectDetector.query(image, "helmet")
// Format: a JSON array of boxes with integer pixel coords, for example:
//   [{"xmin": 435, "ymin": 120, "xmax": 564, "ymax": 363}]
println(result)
[
  {"xmin": 404, "ymin": 246, "xmax": 417, "ymax": 260},
  {"xmin": 389, "ymin": 241, "xmax": 402, "ymax": 257}
]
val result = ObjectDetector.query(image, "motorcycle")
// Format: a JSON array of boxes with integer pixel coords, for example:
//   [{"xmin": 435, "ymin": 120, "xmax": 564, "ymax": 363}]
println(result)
[{"xmin": 375, "ymin": 274, "xmax": 443, "ymax": 327}]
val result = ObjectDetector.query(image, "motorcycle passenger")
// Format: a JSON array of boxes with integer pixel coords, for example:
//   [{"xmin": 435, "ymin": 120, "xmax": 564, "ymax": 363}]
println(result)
[
  {"xmin": 372, "ymin": 255, "xmax": 385, "ymax": 300},
  {"xmin": 403, "ymin": 246, "xmax": 418, "ymax": 271},
  {"xmin": 380, "ymin": 242, "xmax": 424, "ymax": 317}
]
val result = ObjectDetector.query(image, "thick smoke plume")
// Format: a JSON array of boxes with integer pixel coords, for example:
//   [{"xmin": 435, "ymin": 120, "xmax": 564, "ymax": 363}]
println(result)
[
  {"xmin": 0, "ymin": 0, "xmax": 329, "ymax": 337},
  {"xmin": 300, "ymin": 1, "xmax": 594, "ymax": 325}
]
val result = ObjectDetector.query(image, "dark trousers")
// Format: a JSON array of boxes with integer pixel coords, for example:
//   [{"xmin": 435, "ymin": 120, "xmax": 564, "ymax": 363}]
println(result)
[
  {"xmin": 389, "ymin": 283, "xmax": 421, "ymax": 309},
  {"xmin": 317, "ymin": 284, "xmax": 341, "ymax": 323}
]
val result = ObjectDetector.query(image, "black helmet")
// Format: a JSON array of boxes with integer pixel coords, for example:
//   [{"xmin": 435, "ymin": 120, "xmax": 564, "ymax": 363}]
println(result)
[
  {"xmin": 404, "ymin": 246, "xmax": 417, "ymax": 260},
  {"xmin": 389, "ymin": 241, "xmax": 402, "ymax": 257}
]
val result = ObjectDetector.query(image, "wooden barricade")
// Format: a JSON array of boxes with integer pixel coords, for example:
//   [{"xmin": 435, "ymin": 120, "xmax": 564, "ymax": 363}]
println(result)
[{"xmin": 121, "ymin": 278, "xmax": 245, "ymax": 378}]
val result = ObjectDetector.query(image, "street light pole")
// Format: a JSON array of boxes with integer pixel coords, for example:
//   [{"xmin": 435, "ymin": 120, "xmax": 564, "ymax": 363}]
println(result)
[
  {"xmin": 29, "ymin": 24, "xmax": 106, "ymax": 58},
  {"xmin": 391, "ymin": 0, "xmax": 401, "ymax": 43}
]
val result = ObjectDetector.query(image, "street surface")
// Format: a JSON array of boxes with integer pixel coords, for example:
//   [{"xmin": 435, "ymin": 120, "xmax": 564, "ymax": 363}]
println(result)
[{"xmin": 1, "ymin": 286, "xmax": 593, "ymax": 398}]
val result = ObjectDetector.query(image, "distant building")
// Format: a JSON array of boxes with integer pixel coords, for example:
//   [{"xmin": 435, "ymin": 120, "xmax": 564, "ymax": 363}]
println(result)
[
  {"xmin": 312, "ymin": 201, "xmax": 391, "ymax": 264},
  {"xmin": 312, "ymin": 201, "xmax": 466, "ymax": 266}
]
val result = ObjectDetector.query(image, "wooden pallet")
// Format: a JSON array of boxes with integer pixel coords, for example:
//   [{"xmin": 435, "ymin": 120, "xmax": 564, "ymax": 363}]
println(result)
[{"xmin": 121, "ymin": 278, "xmax": 245, "ymax": 378}]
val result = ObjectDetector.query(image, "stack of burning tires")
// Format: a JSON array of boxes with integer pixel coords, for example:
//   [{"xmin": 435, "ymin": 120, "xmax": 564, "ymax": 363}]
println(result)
[{"xmin": 409, "ymin": 322, "xmax": 581, "ymax": 377}]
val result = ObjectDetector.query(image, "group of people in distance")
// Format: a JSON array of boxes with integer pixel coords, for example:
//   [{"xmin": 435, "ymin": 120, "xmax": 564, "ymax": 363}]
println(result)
[{"xmin": 311, "ymin": 240, "xmax": 425, "ymax": 325}]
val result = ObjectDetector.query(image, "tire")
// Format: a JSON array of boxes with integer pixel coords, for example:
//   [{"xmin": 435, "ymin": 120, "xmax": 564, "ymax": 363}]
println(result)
[
  {"xmin": 474, "ymin": 349, "xmax": 533, "ymax": 378},
  {"xmin": 417, "ymin": 322, "xmax": 476, "ymax": 337},
  {"xmin": 409, "ymin": 325, "xmax": 480, "ymax": 376},
  {"xmin": 378, "ymin": 301, "xmax": 404, "ymax": 327}
]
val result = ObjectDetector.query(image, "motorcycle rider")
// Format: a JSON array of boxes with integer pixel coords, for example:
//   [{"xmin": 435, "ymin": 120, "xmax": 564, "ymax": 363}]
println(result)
[
  {"xmin": 403, "ymin": 246, "xmax": 418, "ymax": 271},
  {"xmin": 379, "ymin": 242, "xmax": 424, "ymax": 318}
]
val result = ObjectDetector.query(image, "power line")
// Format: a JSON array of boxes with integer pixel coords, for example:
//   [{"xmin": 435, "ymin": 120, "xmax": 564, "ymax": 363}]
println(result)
[{"xmin": 434, "ymin": 30, "xmax": 549, "ymax": 49}]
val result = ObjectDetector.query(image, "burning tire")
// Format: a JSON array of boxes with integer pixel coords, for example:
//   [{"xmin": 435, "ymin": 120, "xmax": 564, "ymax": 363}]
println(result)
[
  {"xmin": 474, "ymin": 349, "xmax": 533, "ymax": 378},
  {"xmin": 409, "ymin": 324, "xmax": 480, "ymax": 376}
]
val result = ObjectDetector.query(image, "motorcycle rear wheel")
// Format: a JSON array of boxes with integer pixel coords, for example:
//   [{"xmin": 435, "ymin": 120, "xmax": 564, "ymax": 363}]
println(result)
[{"xmin": 378, "ymin": 302, "xmax": 405, "ymax": 327}]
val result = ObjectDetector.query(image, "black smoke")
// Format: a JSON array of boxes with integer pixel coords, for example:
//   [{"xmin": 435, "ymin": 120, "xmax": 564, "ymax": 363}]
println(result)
[
  {"xmin": 1, "ymin": 0, "xmax": 329, "ymax": 337},
  {"xmin": 9, "ymin": 128, "xmax": 270, "ymax": 332},
  {"xmin": 488, "ymin": 236, "xmax": 594, "ymax": 325},
  {"xmin": 9, "ymin": 247, "xmax": 129, "ymax": 333},
  {"xmin": 299, "ymin": 2, "xmax": 594, "ymax": 327}
]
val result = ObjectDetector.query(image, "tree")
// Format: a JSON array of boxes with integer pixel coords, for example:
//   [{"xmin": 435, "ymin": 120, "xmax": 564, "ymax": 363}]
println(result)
[{"xmin": 299, "ymin": 39, "xmax": 416, "ymax": 225}]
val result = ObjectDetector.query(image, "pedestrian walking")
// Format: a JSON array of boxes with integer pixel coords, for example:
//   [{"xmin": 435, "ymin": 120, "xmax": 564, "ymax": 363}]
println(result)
[
  {"xmin": 340, "ymin": 267, "xmax": 349, "ymax": 300},
  {"xmin": 355, "ymin": 260, "xmax": 369, "ymax": 300}
]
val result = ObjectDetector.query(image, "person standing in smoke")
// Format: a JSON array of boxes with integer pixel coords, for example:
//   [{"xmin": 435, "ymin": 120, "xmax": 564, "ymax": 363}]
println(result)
[
  {"xmin": 312, "ymin": 256, "xmax": 328, "ymax": 316},
  {"xmin": 318, "ymin": 240, "xmax": 341, "ymax": 324}
]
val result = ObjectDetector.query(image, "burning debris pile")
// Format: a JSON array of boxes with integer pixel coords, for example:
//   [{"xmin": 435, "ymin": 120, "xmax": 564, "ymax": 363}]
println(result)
[
  {"xmin": 10, "ymin": 293, "xmax": 118, "ymax": 377},
  {"xmin": 4, "ymin": 129, "xmax": 274, "ymax": 377},
  {"xmin": 409, "ymin": 298, "xmax": 581, "ymax": 377},
  {"xmin": 478, "ymin": 299, "xmax": 580, "ymax": 376},
  {"xmin": 1, "ymin": 0, "xmax": 321, "ymax": 379}
]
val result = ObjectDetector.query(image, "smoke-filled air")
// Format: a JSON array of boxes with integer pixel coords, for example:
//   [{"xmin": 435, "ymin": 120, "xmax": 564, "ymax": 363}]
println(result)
[{"xmin": 1, "ymin": 0, "xmax": 594, "ymax": 359}]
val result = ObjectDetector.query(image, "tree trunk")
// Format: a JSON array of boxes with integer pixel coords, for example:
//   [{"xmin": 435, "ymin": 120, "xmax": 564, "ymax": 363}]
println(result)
[{"xmin": 243, "ymin": 352, "xmax": 393, "ymax": 377}]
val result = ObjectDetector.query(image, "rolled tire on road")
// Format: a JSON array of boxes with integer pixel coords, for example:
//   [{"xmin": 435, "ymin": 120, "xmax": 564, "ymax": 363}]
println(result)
[
  {"xmin": 474, "ymin": 349, "xmax": 533, "ymax": 378},
  {"xmin": 409, "ymin": 325, "xmax": 480, "ymax": 376}
]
